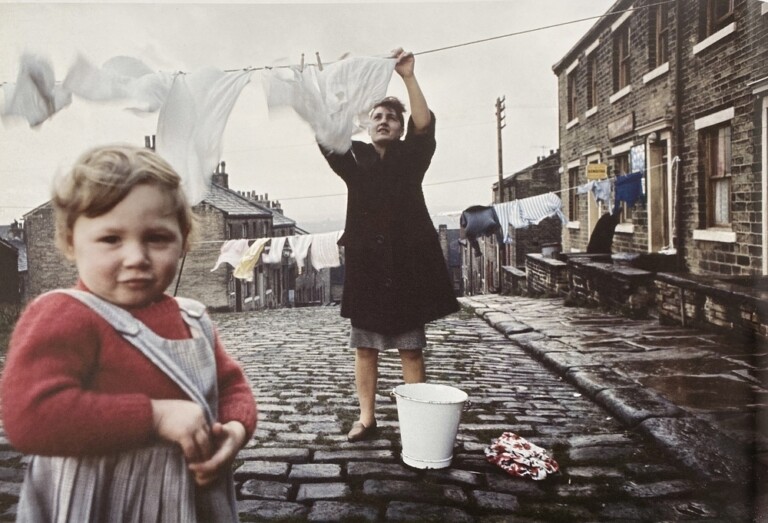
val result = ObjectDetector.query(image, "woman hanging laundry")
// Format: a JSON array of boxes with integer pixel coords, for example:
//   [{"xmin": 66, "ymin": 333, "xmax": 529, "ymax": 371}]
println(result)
[{"xmin": 318, "ymin": 48, "xmax": 459, "ymax": 442}]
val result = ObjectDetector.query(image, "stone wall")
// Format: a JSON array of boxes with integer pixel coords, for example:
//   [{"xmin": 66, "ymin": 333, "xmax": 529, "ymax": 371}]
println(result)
[
  {"xmin": 174, "ymin": 203, "xmax": 231, "ymax": 310},
  {"xmin": 24, "ymin": 204, "xmax": 78, "ymax": 301},
  {"xmin": 567, "ymin": 259, "xmax": 657, "ymax": 318},
  {"xmin": 525, "ymin": 254, "xmax": 568, "ymax": 296},
  {"xmin": 655, "ymin": 273, "xmax": 768, "ymax": 344},
  {"xmin": 675, "ymin": 0, "xmax": 768, "ymax": 276}
]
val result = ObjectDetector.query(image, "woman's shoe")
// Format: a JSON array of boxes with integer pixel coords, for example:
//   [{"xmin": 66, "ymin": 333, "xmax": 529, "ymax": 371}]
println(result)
[{"xmin": 347, "ymin": 420, "xmax": 377, "ymax": 442}]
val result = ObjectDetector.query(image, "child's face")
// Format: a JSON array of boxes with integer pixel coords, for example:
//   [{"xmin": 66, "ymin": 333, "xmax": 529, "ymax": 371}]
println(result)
[{"xmin": 64, "ymin": 183, "xmax": 185, "ymax": 309}]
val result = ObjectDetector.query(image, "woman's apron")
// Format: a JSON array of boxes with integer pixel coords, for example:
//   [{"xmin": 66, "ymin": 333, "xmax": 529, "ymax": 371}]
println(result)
[{"xmin": 16, "ymin": 290, "xmax": 238, "ymax": 523}]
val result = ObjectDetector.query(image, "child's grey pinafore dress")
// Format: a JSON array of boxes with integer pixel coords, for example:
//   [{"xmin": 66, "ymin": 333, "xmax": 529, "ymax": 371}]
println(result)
[{"xmin": 16, "ymin": 290, "xmax": 239, "ymax": 523}]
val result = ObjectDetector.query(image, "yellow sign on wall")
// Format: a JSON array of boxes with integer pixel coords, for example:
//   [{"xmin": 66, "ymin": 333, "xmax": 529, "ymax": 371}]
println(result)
[{"xmin": 586, "ymin": 163, "xmax": 608, "ymax": 180}]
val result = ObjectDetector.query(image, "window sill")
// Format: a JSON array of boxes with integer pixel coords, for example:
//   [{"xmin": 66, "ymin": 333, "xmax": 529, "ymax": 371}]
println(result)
[
  {"xmin": 693, "ymin": 22, "xmax": 736, "ymax": 55},
  {"xmin": 692, "ymin": 228, "xmax": 736, "ymax": 243},
  {"xmin": 585, "ymin": 106, "xmax": 598, "ymax": 118},
  {"xmin": 615, "ymin": 223, "xmax": 635, "ymax": 234},
  {"xmin": 643, "ymin": 62, "xmax": 669, "ymax": 84},
  {"xmin": 609, "ymin": 85, "xmax": 632, "ymax": 104},
  {"xmin": 567, "ymin": 221, "xmax": 580, "ymax": 230},
  {"xmin": 566, "ymin": 118, "xmax": 579, "ymax": 130}
]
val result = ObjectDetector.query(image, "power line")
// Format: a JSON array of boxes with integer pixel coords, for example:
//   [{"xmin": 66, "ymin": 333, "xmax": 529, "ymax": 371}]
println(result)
[
  {"xmin": 0, "ymin": 1, "xmax": 673, "ymax": 84},
  {"xmin": 414, "ymin": 1, "xmax": 674, "ymax": 56}
]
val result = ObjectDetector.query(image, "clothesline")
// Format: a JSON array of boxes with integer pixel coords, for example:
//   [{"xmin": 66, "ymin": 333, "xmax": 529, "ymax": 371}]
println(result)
[{"xmin": 0, "ymin": 0, "xmax": 674, "ymax": 86}]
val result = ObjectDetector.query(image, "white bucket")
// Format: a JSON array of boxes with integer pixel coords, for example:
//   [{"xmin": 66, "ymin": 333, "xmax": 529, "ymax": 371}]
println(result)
[{"xmin": 392, "ymin": 383, "xmax": 468, "ymax": 469}]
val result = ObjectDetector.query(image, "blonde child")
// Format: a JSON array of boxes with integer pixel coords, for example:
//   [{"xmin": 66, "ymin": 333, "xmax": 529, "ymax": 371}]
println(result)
[{"xmin": 1, "ymin": 144, "xmax": 257, "ymax": 521}]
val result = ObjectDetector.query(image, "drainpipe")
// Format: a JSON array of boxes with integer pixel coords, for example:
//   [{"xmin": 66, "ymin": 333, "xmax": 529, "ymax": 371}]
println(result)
[{"xmin": 673, "ymin": 0, "xmax": 685, "ymax": 273}]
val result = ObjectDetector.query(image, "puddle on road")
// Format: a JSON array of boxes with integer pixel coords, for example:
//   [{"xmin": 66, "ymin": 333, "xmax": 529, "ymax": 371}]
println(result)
[
  {"xmin": 639, "ymin": 374, "xmax": 758, "ymax": 410},
  {"xmin": 615, "ymin": 358, "xmax": 741, "ymax": 376}
]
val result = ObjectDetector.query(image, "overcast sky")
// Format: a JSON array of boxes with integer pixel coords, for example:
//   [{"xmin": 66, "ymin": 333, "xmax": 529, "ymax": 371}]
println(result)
[{"xmin": 0, "ymin": 0, "xmax": 615, "ymax": 232}]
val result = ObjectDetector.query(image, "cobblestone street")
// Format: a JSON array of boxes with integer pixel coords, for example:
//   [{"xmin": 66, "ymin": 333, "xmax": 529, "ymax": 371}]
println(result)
[{"xmin": 0, "ymin": 301, "xmax": 760, "ymax": 521}]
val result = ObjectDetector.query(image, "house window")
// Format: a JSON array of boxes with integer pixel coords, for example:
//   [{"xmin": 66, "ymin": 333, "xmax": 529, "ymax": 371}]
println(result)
[
  {"xmin": 613, "ymin": 24, "xmax": 631, "ymax": 91},
  {"xmin": 702, "ymin": 124, "xmax": 732, "ymax": 226},
  {"xmin": 706, "ymin": 0, "xmax": 734, "ymax": 37},
  {"xmin": 586, "ymin": 57, "xmax": 597, "ymax": 109},
  {"xmin": 568, "ymin": 167, "xmax": 580, "ymax": 222},
  {"xmin": 650, "ymin": 3, "xmax": 669, "ymax": 68},
  {"xmin": 567, "ymin": 70, "xmax": 578, "ymax": 121}
]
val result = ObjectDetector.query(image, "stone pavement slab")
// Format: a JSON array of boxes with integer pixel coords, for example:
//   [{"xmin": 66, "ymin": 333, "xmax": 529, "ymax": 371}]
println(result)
[{"xmin": 462, "ymin": 294, "xmax": 767, "ymax": 505}]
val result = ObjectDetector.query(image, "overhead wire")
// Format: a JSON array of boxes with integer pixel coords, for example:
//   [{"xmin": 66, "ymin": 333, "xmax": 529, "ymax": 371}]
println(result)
[{"xmin": 0, "ymin": 0, "xmax": 677, "ymax": 215}]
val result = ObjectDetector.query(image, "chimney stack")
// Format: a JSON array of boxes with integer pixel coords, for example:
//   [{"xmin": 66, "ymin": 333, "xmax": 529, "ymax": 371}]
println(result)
[{"xmin": 211, "ymin": 160, "xmax": 229, "ymax": 188}]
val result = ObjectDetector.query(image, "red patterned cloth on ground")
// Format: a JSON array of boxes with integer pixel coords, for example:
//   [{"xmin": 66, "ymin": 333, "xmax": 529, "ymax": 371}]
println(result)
[{"xmin": 485, "ymin": 432, "xmax": 559, "ymax": 480}]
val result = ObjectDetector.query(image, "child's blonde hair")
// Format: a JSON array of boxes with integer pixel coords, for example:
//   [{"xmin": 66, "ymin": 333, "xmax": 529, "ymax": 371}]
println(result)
[{"xmin": 53, "ymin": 144, "xmax": 195, "ymax": 253}]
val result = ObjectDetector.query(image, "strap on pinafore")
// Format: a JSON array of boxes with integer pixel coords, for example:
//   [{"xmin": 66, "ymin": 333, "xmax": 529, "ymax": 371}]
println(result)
[{"xmin": 52, "ymin": 289, "xmax": 218, "ymax": 424}]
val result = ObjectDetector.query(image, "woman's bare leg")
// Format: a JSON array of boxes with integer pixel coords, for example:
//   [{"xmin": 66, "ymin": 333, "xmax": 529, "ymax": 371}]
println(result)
[{"xmin": 355, "ymin": 347, "xmax": 379, "ymax": 426}]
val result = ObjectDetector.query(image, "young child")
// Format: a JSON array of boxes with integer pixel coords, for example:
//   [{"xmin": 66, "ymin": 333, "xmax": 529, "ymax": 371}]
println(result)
[{"xmin": 0, "ymin": 144, "xmax": 257, "ymax": 522}]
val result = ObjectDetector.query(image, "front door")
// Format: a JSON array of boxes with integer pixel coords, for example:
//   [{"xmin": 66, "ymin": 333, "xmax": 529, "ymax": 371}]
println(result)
[{"xmin": 648, "ymin": 135, "xmax": 670, "ymax": 252}]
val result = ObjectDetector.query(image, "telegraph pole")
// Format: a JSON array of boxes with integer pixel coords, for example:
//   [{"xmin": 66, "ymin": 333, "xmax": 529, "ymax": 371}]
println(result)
[
  {"xmin": 495, "ymin": 96, "xmax": 506, "ymax": 291},
  {"xmin": 495, "ymin": 96, "xmax": 506, "ymax": 203}
]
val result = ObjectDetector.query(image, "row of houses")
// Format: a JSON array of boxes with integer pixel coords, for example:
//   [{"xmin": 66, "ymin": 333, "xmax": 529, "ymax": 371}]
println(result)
[
  {"xmin": 463, "ymin": 0, "xmax": 768, "ymax": 341},
  {"xmin": 0, "ymin": 156, "xmax": 348, "ymax": 312},
  {"xmin": 2, "ymin": 0, "xmax": 766, "ymax": 329},
  {"xmin": 552, "ymin": 0, "xmax": 766, "ymax": 274}
]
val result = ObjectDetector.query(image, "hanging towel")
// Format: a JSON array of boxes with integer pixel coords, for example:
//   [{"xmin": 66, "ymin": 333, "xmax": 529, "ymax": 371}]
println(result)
[
  {"xmin": 1, "ymin": 54, "xmax": 72, "ymax": 127},
  {"xmin": 613, "ymin": 172, "xmax": 644, "ymax": 214},
  {"xmin": 577, "ymin": 179, "xmax": 613, "ymax": 208},
  {"xmin": 211, "ymin": 239, "xmax": 250, "ymax": 272},
  {"xmin": 155, "ymin": 67, "xmax": 252, "ymax": 205},
  {"xmin": 485, "ymin": 432, "xmax": 559, "ymax": 481},
  {"xmin": 460, "ymin": 205, "xmax": 503, "ymax": 257},
  {"xmin": 63, "ymin": 54, "xmax": 174, "ymax": 113},
  {"xmin": 309, "ymin": 230, "xmax": 344, "ymax": 271},
  {"xmin": 262, "ymin": 236, "xmax": 288, "ymax": 265},
  {"xmin": 288, "ymin": 234, "xmax": 313, "ymax": 273},
  {"xmin": 492, "ymin": 201, "xmax": 521, "ymax": 244},
  {"xmin": 233, "ymin": 238, "xmax": 270, "ymax": 281},
  {"xmin": 263, "ymin": 56, "xmax": 395, "ymax": 153},
  {"xmin": 515, "ymin": 193, "xmax": 568, "ymax": 228}
]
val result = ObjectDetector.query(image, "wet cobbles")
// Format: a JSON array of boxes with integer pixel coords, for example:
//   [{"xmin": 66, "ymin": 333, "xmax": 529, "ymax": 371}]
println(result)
[{"xmin": 0, "ymin": 303, "xmax": 760, "ymax": 521}]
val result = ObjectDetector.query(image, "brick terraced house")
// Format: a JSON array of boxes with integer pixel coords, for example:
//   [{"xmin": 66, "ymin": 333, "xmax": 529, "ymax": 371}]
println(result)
[{"xmin": 553, "ymin": 0, "xmax": 767, "ymax": 276}]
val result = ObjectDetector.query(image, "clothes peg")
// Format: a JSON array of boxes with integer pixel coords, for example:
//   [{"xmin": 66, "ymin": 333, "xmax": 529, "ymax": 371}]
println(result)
[
  {"xmin": 299, "ymin": 53, "xmax": 305, "ymax": 72},
  {"xmin": 315, "ymin": 52, "xmax": 323, "ymax": 71}
]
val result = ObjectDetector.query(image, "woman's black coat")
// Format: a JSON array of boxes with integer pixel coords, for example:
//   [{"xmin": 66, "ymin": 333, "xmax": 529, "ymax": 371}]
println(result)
[{"xmin": 320, "ymin": 114, "xmax": 459, "ymax": 335}]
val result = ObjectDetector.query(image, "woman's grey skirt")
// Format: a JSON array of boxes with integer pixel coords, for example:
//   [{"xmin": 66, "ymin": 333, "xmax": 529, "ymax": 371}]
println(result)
[{"xmin": 349, "ymin": 325, "xmax": 426, "ymax": 351}]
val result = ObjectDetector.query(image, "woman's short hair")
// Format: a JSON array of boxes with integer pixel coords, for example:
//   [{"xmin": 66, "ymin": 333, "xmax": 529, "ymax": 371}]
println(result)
[
  {"xmin": 371, "ymin": 96, "xmax": 407, "ymax": 128},
  {"xmin": 53, "ymin": 144, "xmax": 195, "ymax": 252}
]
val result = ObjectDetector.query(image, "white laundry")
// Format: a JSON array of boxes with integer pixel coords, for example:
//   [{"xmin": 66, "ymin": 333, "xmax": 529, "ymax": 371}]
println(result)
[
  {"xmin": 233, "ymin": 238, "xmax": 270, "ymax": 281},
  {"xmin": 309, "ymin": 230, "xmax": 344, "ymax": 271},
  {"xmin": 262, "ymin": 236, "xmax": 288, "ymax": 265},
  {"xmin": 63, "ymin": 54, "xmax": 174, "ymax": 113},
  {"xmin": 1, "ymin": 54, "xmax": 72, "ymax": 127},
  {"xmin": 155, "ymin": 67, "xmax": 252, "ymax": 205},
  {"xmin": 577, "ymin": 179, "xmax": 613, "ymax": 208},
  {"xmin": 287, "ymin": 234, "xmax": 313, "ymax": 273},
  {"xmin": 210, "ymin": 239, "xmax": 250, "ymax": 272},
  {"xmin": 263, "ymin": 56, "xmax": 395, "ymax": 153},
  {"xmin": 515, "ymin": 193, "xmax": 568, "ymax": 228},
  {"xmin": 492, "ymin": 201, "xmax": 521, "ymax": 243}
]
